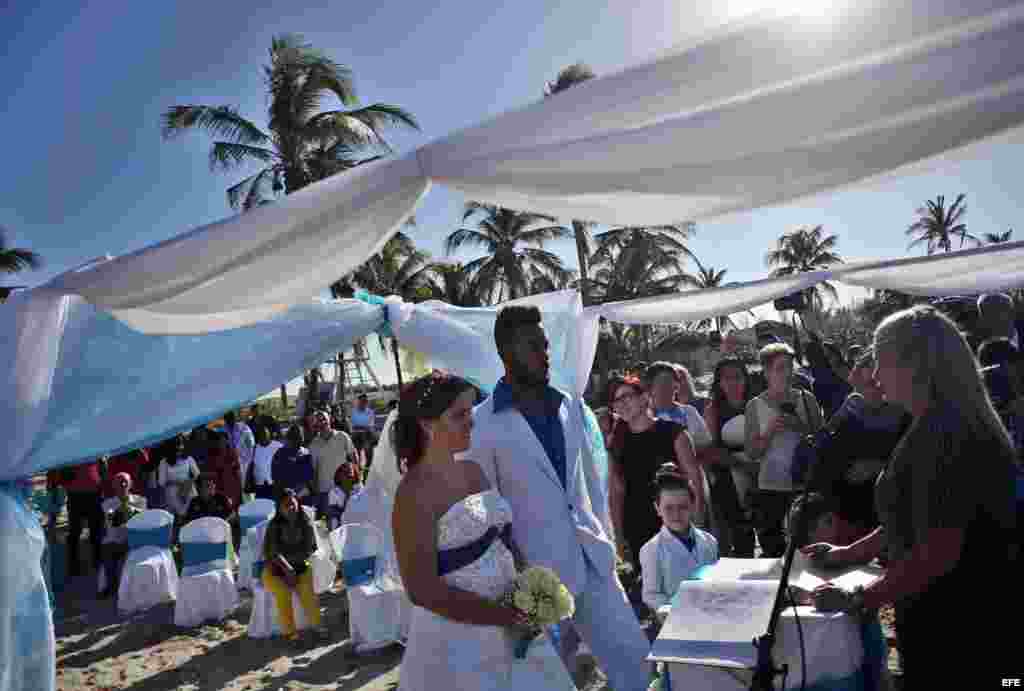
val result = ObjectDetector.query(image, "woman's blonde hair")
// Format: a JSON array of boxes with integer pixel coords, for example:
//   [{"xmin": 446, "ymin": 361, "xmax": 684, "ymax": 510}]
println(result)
[
  {"xmin": 874, "ymin": 305, "xmax": 1012, "ymax": 449},
  {"xmin": 758, "ymin": 342, "xmax": 796, "ymax": 370}
]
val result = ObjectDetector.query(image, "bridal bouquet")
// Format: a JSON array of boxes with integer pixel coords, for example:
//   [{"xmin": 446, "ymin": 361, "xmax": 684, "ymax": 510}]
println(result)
[{"xmin": 505, "ymin": 566, "xmax": 575, "ymax": 659}]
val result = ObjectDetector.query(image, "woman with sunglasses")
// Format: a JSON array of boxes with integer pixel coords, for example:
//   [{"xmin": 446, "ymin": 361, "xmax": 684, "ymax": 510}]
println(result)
[{"xmin": 608, "ymin": 376, "xmax": 702, "ymax": 573}]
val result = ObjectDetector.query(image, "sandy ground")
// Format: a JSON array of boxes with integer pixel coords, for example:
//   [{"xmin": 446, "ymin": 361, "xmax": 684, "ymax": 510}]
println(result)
[{"xmin": 54, "ymin": 568, "xmax": 610, "ymax": 691}]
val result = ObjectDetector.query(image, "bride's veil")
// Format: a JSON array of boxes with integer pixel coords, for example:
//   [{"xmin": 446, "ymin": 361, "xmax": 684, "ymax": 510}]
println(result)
[{"xmin": 347, "ymin": 409, "xmax": 403, "ymax": 581}]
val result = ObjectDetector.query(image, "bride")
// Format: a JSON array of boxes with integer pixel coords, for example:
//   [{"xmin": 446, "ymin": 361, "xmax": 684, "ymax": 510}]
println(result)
[{"xmin": 392, "ymin": 371, "xmax": 576, "ymax": 691}]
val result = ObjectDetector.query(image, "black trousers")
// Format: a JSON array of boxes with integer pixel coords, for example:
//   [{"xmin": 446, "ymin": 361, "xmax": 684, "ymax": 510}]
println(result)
[
  {"xmin": 67, "ymin": 491, "xmax": 104, "ymax": 574},
  {"xmin": 708, "ymin": 467, "xmax": 756, "ymax": 558},
  {"xmin": 750, "ymin": 490, "xmax": 794, "ymax": 558}
]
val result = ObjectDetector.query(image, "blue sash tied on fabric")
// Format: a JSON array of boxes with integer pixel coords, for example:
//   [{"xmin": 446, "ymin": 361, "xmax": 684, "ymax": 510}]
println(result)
[
  {"xmin": 437, "ymin": 523, "xmax": 512, "ymax": 577},
  {"xmin": 341, "ymin": 556, "xmax": 377, "ymax": 586},
  {"xmin": 253, "ymin": 559, "xmax": 265, "ymax": 581},
  {"xmin": 127, "ymin": 524, "xmax": 172, "ymax": 551},
  {"xmin": 182, "ymin": 541, "xmax": 230, "ymax": 576}
]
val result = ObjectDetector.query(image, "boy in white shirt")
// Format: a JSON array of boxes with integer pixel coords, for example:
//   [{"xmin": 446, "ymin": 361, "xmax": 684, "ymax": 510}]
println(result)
[{"xmin": 639, "ymin": 464, "xmax": 719, "ymax": 620}]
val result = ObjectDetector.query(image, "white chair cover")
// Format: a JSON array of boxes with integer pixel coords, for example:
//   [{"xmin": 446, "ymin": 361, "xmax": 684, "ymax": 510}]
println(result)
[
  {"xmin": 237, "ymin": 499, "xmax": 275, "ymax": 591},
  {"xmin": 174, "ymin": 517, "xmax": 239, "ymax": 628},
  {"xmin": 333, "ymin": 523, "xmax": 406, "ymax": 652},
  {"xmin": 118, "ymin": 509, "xmax": 178, "ymax": 615},
  {"xmin": 303, "ymin": 505, "xmax": 336, "ymax": 594},
  {"xmin": 246, "ymin": 520, "xmax": 315, "ymax": 639}
]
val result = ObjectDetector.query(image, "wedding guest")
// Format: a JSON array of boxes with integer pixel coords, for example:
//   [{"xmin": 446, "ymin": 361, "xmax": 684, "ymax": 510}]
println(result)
[
  {"xmin": 326, "ymin": 464, "xmax": 362, "ymax": 531},
  {"xmin": 271, "ymin": 425, "xmax": 316, "ymax": 506},
  {"xmin": 308, "ymin": 410, "xmax": 356, "ymax": 518},
  {"xmin": 469, "ymin": 305, "xmax": 651, "ymax": 691},
  {"xmin": 262, "ymin": 489, "xmax": 328, "ymax": 641},
  {"xmin": 806, "ymin": 306, "xmax": 1018, "ymax": 687},
  {"xmin": 159, "ymin": 435, "xmax": 201, "ymax": 520},
  {"xmin": 248, "ymin": 425, "xmax": 282, "ymax": 500},
  {"xmin": 609, "ymin": 376, "xmax": 702, "ymax": 568},
  {"xmin": 56, "ymin": 457, "xmax": 108, "ymax": 577},
  {"xmin": 744, "ymin": 343, "xmax": 824, "ymax": 557},
  {"xmin": 189, "ymin": 425, "xmax": 211, "ymax": 467},
  {"xmin": 204, "ymin": 431, "xmax": 242, "ymax": 510},
  {"xmin": 99, "ymin": 472, "xmax": 146, "ymax": 597},
  {"xmin": 350, "ymin": 394, "xmax": 377, "ymax": 467},
  {"xmin": 810, "ymin": 350, "xmax": 910, "ymax": 533},
  {"xmin": 248, "ymin": 403, "xmax": 280, "ymax": 442},
  {"xmin": 673, "ymin": 364, "xmax": 708, "ymax": 417},
  {"xmin": 639, "ymin": 465, "xmax": 718, "ymax": 618},
  {"xmin": 977, "ymin": 292, "xmax": 1020, "ymax": 346},
  {"xmin": 646, "ymin": 362, "xmax": 712, "ymax": 447},
  {"xmin": 184, "ymin": 473, "xmax": 234, "ymax": 524},
  {"xmin": 701, "ymin": 357, "xmax": 757, "ymax": 557},
  {"xmin": 224, "ymin": 411, "xmax": 256, "ymax": 484},
  {"xmin": 101, "ymin": 449, "xmax": 147, "ymax": 500}
]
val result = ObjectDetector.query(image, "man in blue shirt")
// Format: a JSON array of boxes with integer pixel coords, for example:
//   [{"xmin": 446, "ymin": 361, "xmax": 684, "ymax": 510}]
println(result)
[{"xmin": 469, "ymin": 305, "xmax": 651, "ymax": 691}]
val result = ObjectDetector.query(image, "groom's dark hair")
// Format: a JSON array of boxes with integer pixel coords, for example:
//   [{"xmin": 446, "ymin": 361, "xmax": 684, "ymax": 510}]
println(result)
[{"xmin": 494, "ymin": 305, "xmax": 543, "ymax": 362}]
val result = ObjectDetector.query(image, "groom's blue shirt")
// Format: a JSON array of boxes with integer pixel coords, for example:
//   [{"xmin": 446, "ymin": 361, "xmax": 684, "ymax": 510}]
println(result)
[{"xmin": 492, "ymin": 378, "xmax": 568, "ymax": 488}]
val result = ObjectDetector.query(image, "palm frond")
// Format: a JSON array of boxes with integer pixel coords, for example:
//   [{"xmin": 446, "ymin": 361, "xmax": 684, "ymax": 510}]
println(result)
[
  {"xmin": 444, "ymin": 228, "xmax": 495, "ymax": 255},
  {"xmin": 544, "ymin": 62, "xmax": 596, "ymax": 96},
  {"xmin": 161, "ymin": 105, "xmax": 269, "ymax": 145},
  {"xmin": 226, "ymin": 167, "xmax": 276, "ymax": 211},
  {"xmin": 0, "ymin": 247, "xmax": 42, "ymax": 273},
  {"xmin": 208, "ymin": 142, "xmax": 278, "ymax": 171}
]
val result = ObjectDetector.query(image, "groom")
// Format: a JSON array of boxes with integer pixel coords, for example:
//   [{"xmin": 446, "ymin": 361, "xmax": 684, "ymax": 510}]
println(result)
[{"xmin": 468, "ymin": 305, "xmax": 650, "ymax": 691}]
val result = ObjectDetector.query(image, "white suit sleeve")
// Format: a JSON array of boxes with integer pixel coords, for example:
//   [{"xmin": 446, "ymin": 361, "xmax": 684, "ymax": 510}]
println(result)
[{"xmin": 639, "ymin": 538, "xmax": 670, "ymax": 612}]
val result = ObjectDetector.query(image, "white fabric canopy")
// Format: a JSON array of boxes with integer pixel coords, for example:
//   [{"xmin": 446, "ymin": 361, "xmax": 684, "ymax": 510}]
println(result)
[{"xmin": 28, "ymin": 0, "xmax": 1024, "ymax": 337}]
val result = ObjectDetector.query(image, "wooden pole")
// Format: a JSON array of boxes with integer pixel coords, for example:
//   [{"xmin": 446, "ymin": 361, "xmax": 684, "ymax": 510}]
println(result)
[{"xmin": 392, "ymin": 337, "xmax": 404, "ymax": 389}]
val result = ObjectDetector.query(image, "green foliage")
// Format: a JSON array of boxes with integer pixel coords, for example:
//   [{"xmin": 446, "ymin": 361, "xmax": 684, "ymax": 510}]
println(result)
[
  {"xmin": 0, "ymin": 227, "xmax": 42, "ymax": 275},
  {"xmin": 765, "ymin": 224, "xmax": 842, "ymax": 310},
  {"xmin": 905, "ymin": 193, "xmax": 976, "ymax": 254}
]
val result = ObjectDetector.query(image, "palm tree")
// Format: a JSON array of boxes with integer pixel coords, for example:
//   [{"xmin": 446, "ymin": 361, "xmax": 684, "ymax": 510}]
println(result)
[
  {"xmin": 590, "ymin": 231, "xmax": 696, "ymax": 359},
  {"xmin": 905, "ymin": 193, "xmax": 977, "ymax": 254},
  {"xmin": 162, "ymin": 34, "xmax": 418, "ymax": 211},
  {"xmin": 765, "ymin": 225, "xmax": 843, "ymax": 310},
  {"xmin": 544, "ymin": 63, "xmax": 597, "ymax": 306},
  {"xmin": 0, "ymin": 227, "xmax": 42, "ymax": 276},
  {"xmin": 687, "ymin": 261, "xmax": 745, "ymax": 332},
  {"xmin": 445, "ymin": 202, "xmax": 572, "ymax": 303},
  {"xmin": 426, "ymin": 262, "xmax": 483, "ymax": 307},
  {"xmin": 983, "ymin": 228, "xmax": 1014, "ymax": 244}
]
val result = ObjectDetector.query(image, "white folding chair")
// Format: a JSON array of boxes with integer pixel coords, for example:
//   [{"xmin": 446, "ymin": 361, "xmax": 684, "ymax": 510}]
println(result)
[
  {"xmin": 237, "ymin": 499, "xmax": 275, "ymax": 591},
  {"xmin": 332, "ymin": 523, "xmax": 405, "ymax": 652},
  {"xmin": 246, "ymin": 519, "xmax": 316, "ymax": 639},
  {"xmin": 302, "ymin": 505, "xmax": 335, "ymax": 594},
  {"xmin": 118, "ymin": 509, "xmax": 178, "ymax": 615},
  {"xmin": 174, "ymin": 517, "xmax": 239, "ymax": 627}
]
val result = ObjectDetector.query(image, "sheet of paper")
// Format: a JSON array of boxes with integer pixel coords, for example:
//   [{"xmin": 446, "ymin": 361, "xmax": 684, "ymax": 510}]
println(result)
[
  {"xmin": 690, "ymin": 557, "xmax": 782, "ymax": 582},
  {"xmin": 651, "ymin": 580, "xmax": 777, "ymax": 669}
]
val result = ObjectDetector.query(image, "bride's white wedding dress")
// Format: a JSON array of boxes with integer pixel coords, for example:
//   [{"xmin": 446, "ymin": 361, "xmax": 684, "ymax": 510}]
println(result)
[{"xmin": 398, "ymin": 489, "xmax": 577, "ymax": 691}]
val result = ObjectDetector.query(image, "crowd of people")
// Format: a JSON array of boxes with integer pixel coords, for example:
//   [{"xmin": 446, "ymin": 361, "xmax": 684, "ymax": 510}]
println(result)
[
  {"xmin": 45, "ymin": 291, "xmax": 1023, "ymax": 688},
  {"xmin": 47, "ymin": 403, "xmax": 370, "ymax": 601}
]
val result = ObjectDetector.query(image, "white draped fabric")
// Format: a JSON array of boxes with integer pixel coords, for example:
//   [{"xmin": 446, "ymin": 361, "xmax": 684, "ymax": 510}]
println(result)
[
  {"xmin": 6, "ymin": 3, "xmax": 1024, "ymax": 689},
  {"xmin": 13, "ymin": 0, "xmax": 1023, "ymax": 337}
]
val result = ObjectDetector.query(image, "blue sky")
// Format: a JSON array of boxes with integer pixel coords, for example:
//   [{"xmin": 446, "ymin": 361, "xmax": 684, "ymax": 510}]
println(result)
[{"xmin": 3, "ymin": 0, "xmax": 1022, "ymax": 388}]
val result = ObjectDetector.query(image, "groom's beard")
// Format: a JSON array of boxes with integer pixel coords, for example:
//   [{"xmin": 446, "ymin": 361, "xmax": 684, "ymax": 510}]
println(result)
[{"xmin": 509, "ymin": 366, "xmax": 548, "ymax": 392}]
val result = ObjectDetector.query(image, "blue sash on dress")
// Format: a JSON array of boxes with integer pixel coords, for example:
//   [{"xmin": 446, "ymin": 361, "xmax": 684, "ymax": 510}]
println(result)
[
  {"xmin": 437, "ymin": 523, "xmax": 512, "ymax": 576},
  {"xmin": 341, "ymin": 556, "xmax": 377, "ymax": 586}
]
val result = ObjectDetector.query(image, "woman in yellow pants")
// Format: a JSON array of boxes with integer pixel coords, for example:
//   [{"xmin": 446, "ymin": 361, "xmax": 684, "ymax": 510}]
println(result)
[{"xmin": 263, "ymin": 489, "xmax": 329, "ymax": 640}]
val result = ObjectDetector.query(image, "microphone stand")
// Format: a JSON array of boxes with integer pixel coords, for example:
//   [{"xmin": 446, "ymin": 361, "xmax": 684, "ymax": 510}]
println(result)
[{"xmin": 749, "ymin": 421, "xmax": 831, "ymax": 691}]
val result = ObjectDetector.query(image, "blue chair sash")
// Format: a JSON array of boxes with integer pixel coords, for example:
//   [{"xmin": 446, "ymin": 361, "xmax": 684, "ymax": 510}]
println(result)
[
  {"xmin": 437, "ymin": 523, "xmax": 511, "ymax": 577},
  {"xmin": 253, "ymin": 559, "xmax": 265, "ymax": 581},
  {"xmin": 127, "ymin": 524, "xmax": 172, "ymax": 551},
  {"xmin": 182, "ymin": 541, "xmax": 230, "ymax": 576},
  {"xmin": 341, "ymin": 556, "xmax": 376, "ymax": 586},
  {"xmin": 239, "ymin": 513, "xmax": 270, "ymax": 537}
]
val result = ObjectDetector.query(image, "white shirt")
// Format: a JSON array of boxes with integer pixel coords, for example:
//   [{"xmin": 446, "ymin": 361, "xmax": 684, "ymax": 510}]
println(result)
[
  {"xmin": 251, "ymin": 440, "xmax": 282, "ymax": 486},
  {"xmin": 310, "ymin": 430, "xmax": 355, "ymax": 494},
  {"xmin": 227, "ymin": 422, "xmax": 256, "ymax": 477},
  {"xmin": 639, "ymin": 524, "xmax": 719, "ymax": 612},
  {"xmin": 158, "ymin": 456, "xmax": 200, "ymax": 517}
]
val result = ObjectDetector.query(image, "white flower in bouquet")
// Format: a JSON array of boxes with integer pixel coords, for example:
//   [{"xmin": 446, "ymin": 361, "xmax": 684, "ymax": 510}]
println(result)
[
  {"xmin": 505, "ymin": 566, "xmax": 576, "ymax": 658},
  {"xmin": 513, "ymin": 590, "xmax": 537, "ymax": 614}
]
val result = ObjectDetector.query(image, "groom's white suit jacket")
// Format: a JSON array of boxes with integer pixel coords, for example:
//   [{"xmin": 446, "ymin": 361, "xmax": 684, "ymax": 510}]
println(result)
[{"xmin": 468, "ymin": 389, "xmax": 615, "ymax": 596}]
